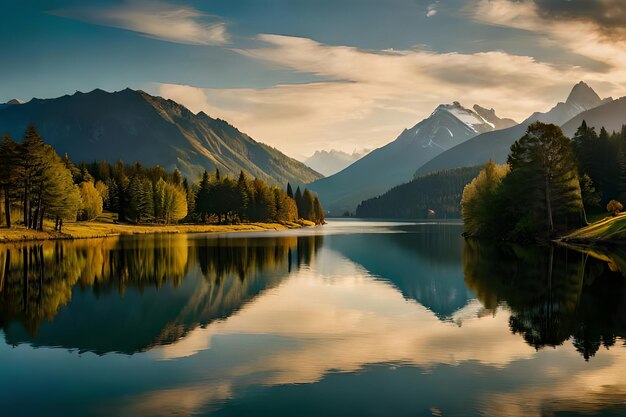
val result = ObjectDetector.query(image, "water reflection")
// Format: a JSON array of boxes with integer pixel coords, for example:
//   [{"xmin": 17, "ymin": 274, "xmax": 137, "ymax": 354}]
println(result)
[
  {"xmin": 2, "ymin": 222, "xmax": 626, "ymax": 417},
  {"xmin": 330, "ymin": 223, "xmax": 474, "ymax": 319},
  {"xmin": 464, "ymin": 239, "xmax": 626, "ymax": 360},
  {"xmin": 0, "ymin": 234, "xmax": 323, "ymax": 354}
]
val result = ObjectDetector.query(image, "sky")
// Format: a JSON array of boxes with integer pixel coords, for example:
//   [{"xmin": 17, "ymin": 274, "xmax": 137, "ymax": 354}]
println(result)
[{"xmin": 3, "ymin": 0, "xmax": 626, "ymax": 157}]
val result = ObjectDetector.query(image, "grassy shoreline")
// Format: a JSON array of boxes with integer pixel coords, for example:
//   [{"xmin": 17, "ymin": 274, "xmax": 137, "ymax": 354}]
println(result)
[
  {"xmin": 559, "ymin": 213, "xmax": 626, "ymax": 245},
  {"xmin": 0, "ymin": 216, "xmax": 315, "ymax": 243}
]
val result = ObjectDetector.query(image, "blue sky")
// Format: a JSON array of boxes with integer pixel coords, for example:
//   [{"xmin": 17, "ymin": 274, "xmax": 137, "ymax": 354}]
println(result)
[{"xmin": 3, "ymin": 0, "xmax": 626, "ymax": 156}]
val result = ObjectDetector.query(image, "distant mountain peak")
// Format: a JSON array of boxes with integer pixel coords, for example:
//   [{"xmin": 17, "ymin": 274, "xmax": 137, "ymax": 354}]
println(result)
[
  {"xmin": 566, "ymin": 81, "xmax": 602, "ymax": 109},
  {"xmin": 6, "ymin": 99, "xmax": 21, "ymax": 105}
]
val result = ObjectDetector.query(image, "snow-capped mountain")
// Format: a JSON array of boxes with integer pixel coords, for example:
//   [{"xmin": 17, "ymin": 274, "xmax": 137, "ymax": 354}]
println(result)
[
  {"xmin": 306, "ymin": 102, "xmax": 513, "ymax": 214},
  {"xmin": 416, "ymin": 81, "xmax": 610, "ymax": 177}
]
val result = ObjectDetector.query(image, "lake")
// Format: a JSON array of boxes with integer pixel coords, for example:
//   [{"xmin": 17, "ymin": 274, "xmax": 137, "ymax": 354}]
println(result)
[{"xmin": 1, "ymin": 219, "xmax": 626, "ymax": 416}]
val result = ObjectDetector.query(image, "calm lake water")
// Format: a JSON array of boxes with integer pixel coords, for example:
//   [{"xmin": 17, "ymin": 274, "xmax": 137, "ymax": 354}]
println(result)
[{"xmin": 1, "ymin": 219, "xmax": 626, "ymax": 416}]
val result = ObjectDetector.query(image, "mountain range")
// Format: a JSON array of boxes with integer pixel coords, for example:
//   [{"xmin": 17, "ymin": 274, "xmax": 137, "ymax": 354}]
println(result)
[
  {"xmin": 415, "ymin": 82, "xmax": 613, "ymax": 177},
  {"xmin": 306, "ymin": 101, "xmax": 517, "ymax": 214},
  {"xmin": 303, "ymin": 149, "xmax": 371, "ymax": 176},
  {"xmin": 0, "ymin": 89, "xmax": 321, "ymax": 186}
]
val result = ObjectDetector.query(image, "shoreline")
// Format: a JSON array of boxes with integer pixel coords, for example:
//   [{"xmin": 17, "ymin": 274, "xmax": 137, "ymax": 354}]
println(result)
[{"xmin": 0, "ymin": 220, "xmax": 316, "ymax": 244}]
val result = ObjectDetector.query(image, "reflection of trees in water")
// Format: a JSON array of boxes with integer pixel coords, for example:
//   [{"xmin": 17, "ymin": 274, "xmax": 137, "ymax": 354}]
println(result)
[
  {"xmin": 464, "ymin": 240, "xmax": 626, "ymax": 360},
  {"xmin": 0, "ymin": 234, "xmax": 324, "ymax": 346},
  {"xmin": 194, "ymin": 235, "xmax": 323, "ymax": 283}
]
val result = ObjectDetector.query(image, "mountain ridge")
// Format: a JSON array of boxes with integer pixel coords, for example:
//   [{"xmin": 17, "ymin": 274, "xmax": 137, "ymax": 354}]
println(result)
[
  {"xmin": 307, "ymin": 101, "xmax": 510, "ymax": 214},
  {"xmin": 415, "ymin": 81, "xmax": 611, "ymax": 177},
  {"xmin": 303, "ymin": 149, "xmax": 370, "ymax": 177},
  {"xmin": 0, "ymin": 88, "xmax": 322, "ymax": 186}
]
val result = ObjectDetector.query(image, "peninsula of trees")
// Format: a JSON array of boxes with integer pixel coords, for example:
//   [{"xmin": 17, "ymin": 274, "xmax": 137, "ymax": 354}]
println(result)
[
  {"xmin": 0, "ymin": 126, "xmax": 325, "ymax": 234},
  {"xmin": 462, "ymin": 121, "xmax": 626, "ymax": 241}
]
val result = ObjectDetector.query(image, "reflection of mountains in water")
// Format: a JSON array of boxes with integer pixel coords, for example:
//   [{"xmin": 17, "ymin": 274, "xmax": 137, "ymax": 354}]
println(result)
[
  {"xmin": 464, "ymin": 240, "xmax": 626, "ymax": 361},
  {"xmin": 328, "ymin": 224, "xmax": 475, "ymax": 320},
  {"xmin": 0, "ymin": 234, "xmax": 323, "ymax": 355}
]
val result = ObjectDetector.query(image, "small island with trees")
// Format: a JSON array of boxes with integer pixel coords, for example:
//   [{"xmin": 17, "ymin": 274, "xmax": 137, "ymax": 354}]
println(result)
[{"xmin": 0, "ymin": 126, "xmax": 325, "ymax": 242}]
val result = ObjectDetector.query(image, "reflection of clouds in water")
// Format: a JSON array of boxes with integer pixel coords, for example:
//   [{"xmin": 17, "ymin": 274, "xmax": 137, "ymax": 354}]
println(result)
[
  {"xmin": 480, "ymin": 344, "xmax": 626, "ymax": 416},
  {"xmin": 142, "ymin": 249, "xmax": 537, "ymax": 415}
]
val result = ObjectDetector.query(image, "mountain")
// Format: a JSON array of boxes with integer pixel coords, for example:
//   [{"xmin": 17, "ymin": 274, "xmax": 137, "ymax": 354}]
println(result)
[
  {"xmin": 416, "ymin": 82, "xmax": 611, "ymax": 177},
  {"xmin": 355, "ymin": 166, "xmax": 483, "ymax": 219},
  {"xmin": 561, "ymin": 96, "xmax": 626, "ymax": 137},
  {"xmin": 0, "ymin": 88, "xmax": 321, "ymax": 186},
  {"xmin": 306, "ymin": 102, "xmax": 511, "ymax": 214},
  {"xmin": 472, "ymin": 105, "xmax": 517, "ymax": 130},
  {"xmin": 303, "ymin": 149, "xmax": 370, "ymax": 176},
  {"xmin": 0, "ymin": 98, "xmax": 22, "ymax": 110}
]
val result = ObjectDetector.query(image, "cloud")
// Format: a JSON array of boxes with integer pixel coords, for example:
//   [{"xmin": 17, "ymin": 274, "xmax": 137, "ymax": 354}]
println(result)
[
  {"xmin": 427, "ymin": 3, "xmax": 438, "ymax": 17},
  {"xmin": 51, "ymin": 0, "xmax": 229, "ymax": 45},
  {"xmin": 533, "ymin": 0, "xmax": 626, "ymax": 30},
  {"xmin": 157, "ymin": 33, "xmax": 604, "ymax": 156},
  {"xmin": 467, "ymin": 0, "xmax": 626, "ymax": 69}
]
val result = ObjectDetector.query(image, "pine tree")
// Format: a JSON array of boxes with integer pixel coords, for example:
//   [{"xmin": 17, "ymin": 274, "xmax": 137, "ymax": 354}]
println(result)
[
  {"xmin": 237, "ymin": 171, "xmax": 249, "ymax": 221},
  {"xmin": 301, "ymin": 189, "xmax": 315, "ymax": 221},
  {"xmin": 18, "ymin": 125, "xmax": 48, "ymax": 228},
  {"xmin": 0, "ymin": 135, "xmax": 20, "ymax": 227},
  {"xmin": 505, "ymin": 122, "xmax": 582, "ymax": 237},
  {"xmin": 312, "ymin": 196, "xmax": 325, "ymax": 224},
  {"xmin": 294, "ymin": 186, "xmax": 303, "ymax": 217},
  {"xmin": 287, "ymin": 182, "xmax": 294, "ymax": 199},
  {"xmin": 195, "ymin": 170, "xmax": 211, "ymax": 222}
]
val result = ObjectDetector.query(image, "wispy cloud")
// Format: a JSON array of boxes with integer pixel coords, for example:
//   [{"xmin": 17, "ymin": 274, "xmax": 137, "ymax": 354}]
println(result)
[
  {"xmin": 51, "ymin": 0, "xmax": 229, "ymax": 45},
  {"xmin": 467, "ymin": 0, "xmax": 626, "ymax": 72},
  {"xmin": 158, "ymin": 33, "xmax": 598, "ymax": 156},
  {"xmin": 427, "ymin": 3, "xmax": 438, "ymax": 17}
]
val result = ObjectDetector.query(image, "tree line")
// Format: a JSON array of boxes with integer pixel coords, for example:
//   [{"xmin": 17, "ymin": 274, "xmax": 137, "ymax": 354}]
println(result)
[
  {"xmin": 461, "ymin": 121, "xmax": 625, "ymax": 241},
  {"xmin": 0, "ymin": 126, "xmax": 325, "ymax": 231},
  {"xmin": 355, "ymin": 166, "xmax": 482, "ymax": 219}
]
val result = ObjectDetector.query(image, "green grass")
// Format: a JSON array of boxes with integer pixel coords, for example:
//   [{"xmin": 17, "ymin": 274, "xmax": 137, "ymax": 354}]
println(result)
[{"xmin": 562, "ymin": 213, "xmax": 626, "ymax": 243}]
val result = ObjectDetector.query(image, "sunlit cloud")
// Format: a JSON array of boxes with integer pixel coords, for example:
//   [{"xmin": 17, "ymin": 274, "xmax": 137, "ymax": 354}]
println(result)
[
  {"xmin": 51, "ymin": 0, "xmax": 229, "ymax": 45},
  {"xmin": 467, "ymin": 0, "xmax": 626, "ymax": 77},
  {"xmin": 426, "ymin": 3, "xmax": 438, "ymax": 17},
  {"xmin": 158, "ymin": 33, "xmax": 595, "ymax": 156}
]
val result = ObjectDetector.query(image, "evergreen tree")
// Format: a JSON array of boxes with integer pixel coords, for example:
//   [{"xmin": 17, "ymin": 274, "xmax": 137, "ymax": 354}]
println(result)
[
  {"xmin": 313, "ymin": 196, "xmax": 325, "ymax": 224},
  {"xmin": 18, "ymin": 125, "xmax": 47, "ymax": 228},
  {"xmin": 295, "ymin": 186, "xmax": 303, "ymax": 216},
  {"xmin": 301, "ymin": 189, "xmax": 315, "ymax": 221},
  {"xmin": 505, "ymin": 122, "xmax": 582, "ymax": 237},
  {"xmin": 0, "ymin": 135, "xmax": 20, "ymax": 227},
  {"xmin": 287, "ymin": 182, "xmax": 294, "ymax": 199},
  {"xmin": 195, "ymin": 170, "xmax": 211, "ymax": 222},
  {"xmin": 237, "ymin": 171, "xmax": 249, "ymax": 221}
]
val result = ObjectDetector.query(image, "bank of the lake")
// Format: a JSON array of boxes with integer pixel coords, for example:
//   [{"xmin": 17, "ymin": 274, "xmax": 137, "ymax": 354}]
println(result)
[
  {"xmin": 0, "ymin": 215, "xmax": 315, "ymax": 243},
  {"xmin": 560, "ymin": 213, "xmax": 626, "ymax": 245}
]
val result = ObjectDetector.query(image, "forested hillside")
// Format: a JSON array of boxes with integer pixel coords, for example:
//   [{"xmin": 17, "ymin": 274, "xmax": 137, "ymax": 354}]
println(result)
[
  {"xmin": 0, "ymin": 126, "xmax": 325, "ymax": 231},
  {"xmin": 356, "ymin": 166, "xmax": 482, "ymax": 219}
]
